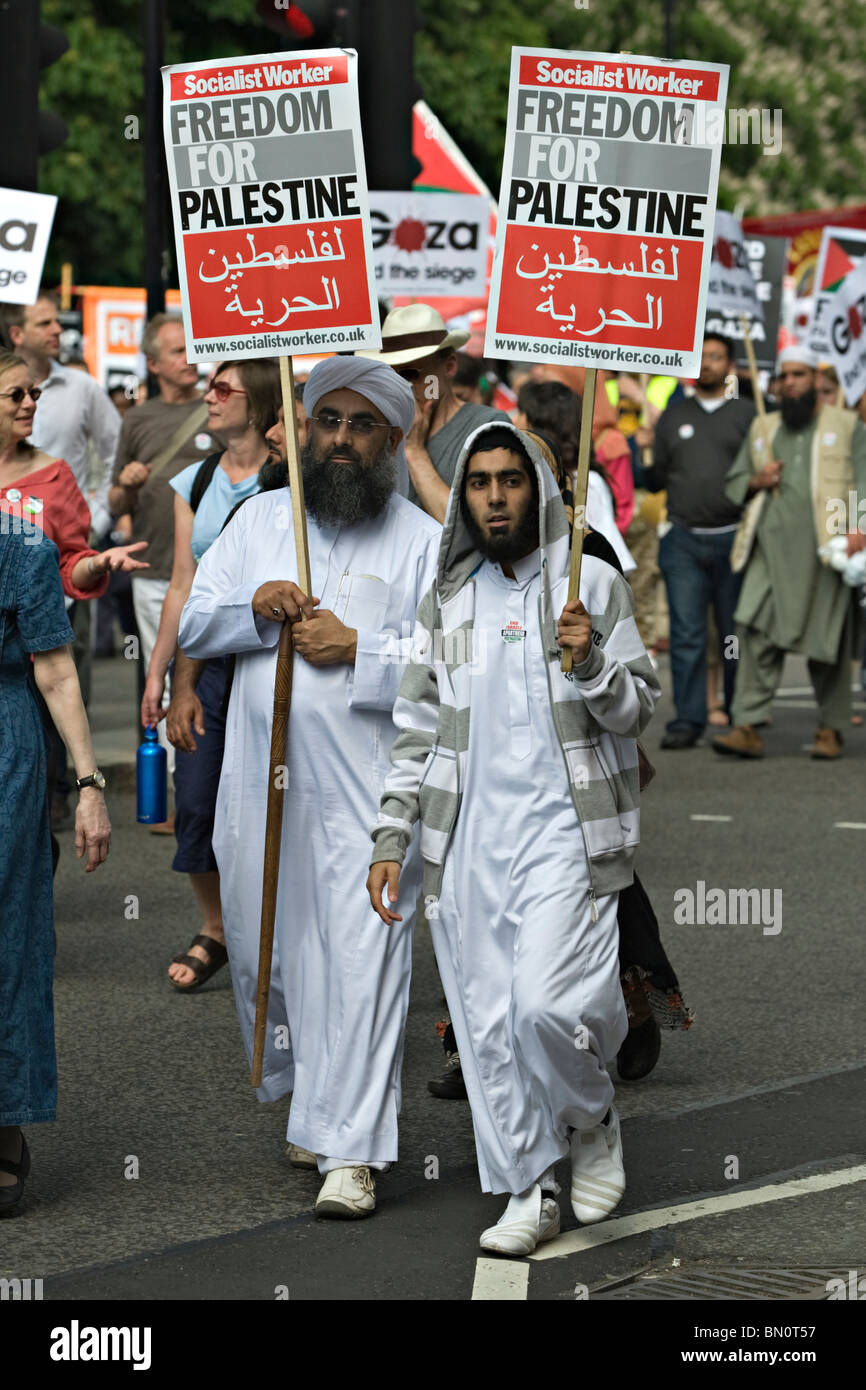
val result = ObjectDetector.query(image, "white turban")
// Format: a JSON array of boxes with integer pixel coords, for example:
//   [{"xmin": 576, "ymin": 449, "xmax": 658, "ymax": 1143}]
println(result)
[
  {"xmin": 303, "ymin": 356, "xmax": 416, "ymax": 497},
  {"xmin": 777, "ymin": 343, "xmax": 819, "ymax": 370}
]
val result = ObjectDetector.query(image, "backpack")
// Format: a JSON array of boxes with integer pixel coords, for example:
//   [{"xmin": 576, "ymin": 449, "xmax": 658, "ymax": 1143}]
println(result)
[{"xmin": 188, "ymin": 452, "xmax": 223, "ymax": 514}]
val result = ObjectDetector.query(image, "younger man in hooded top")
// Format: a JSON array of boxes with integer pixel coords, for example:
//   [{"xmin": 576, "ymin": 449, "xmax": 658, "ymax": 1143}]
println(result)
[{"xmin": 368, "ymin": 424, "xmax": 660, "ymax": 1254}]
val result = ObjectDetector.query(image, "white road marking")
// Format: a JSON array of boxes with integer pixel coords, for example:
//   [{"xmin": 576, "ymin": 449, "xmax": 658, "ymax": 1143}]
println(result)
[
  {"xmin": 689, "ymin": 814, "xmax": 733, "ymax": 822},
  {"xmin": 529, "ymin": 1162, "xmax": 866, "ymax": 1262},
  {"xmin": 471, "ymin": 1256, "xmax": 530, "ymax": 1300},
  {"xmin": 834, "ymin": 822, "xmax": 866, "ymax": 829}
]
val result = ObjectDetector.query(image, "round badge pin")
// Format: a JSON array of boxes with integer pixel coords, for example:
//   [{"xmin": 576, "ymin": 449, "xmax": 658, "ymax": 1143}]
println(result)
[
  {"xmin": 194, "ymin": 433, "xmax": 212, "ymax": 451},
  {"xmin": 6, "ymin": 488, "xmax": 21, "ymax": 502},
  {"xmin": 24, "ymin": 497, "xmax": 44, "ymax": 515},
  {"xmin": 678, "ymin": 423, "xmax": 695, "ymax": 440}
]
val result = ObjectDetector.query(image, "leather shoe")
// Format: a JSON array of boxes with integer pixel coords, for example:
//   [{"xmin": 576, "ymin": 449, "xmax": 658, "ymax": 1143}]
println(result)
[
  {"xmin": 617, "ymin": 1015, "xmax": 661, "ymax": 1080},
  {"xmin": 0, "ymin": 1129, "xmax": 30, "ymax": 1215},
  {"xmin": 809, "ymin": 726, "xmax": 842, "ymax": 759},
  {"xmin": 711, "ymin": 724, "xmax": 764, "ymax": 758},
  {"xmin": 660, "ymin": 728, "xmax": 700, "ymax": 749}
]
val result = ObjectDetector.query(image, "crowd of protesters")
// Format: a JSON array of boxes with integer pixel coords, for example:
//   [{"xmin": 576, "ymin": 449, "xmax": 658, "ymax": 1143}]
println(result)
[{"xmin": 2, "ymin": 287, "xmax": 864, "ymax": 1228}]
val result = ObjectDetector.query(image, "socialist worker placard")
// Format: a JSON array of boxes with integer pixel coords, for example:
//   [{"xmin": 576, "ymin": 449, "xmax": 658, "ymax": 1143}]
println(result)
[
  {"xmin": 162, "ymin": 50, "xmax": 381, "ymax": 362},
  {"xmin": 484, "ymin": 49, "xmax": 729, "ymax": 377}
]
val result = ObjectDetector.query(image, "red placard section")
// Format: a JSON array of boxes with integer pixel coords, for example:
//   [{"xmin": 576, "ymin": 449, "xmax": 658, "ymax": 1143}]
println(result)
[
  {"xmin": 495, "ymin": 224, "xmax": 704, "ymax": 352},
  {"xmin": 183, "ymin": 219, "xmax": 370, "ymax": 339}
]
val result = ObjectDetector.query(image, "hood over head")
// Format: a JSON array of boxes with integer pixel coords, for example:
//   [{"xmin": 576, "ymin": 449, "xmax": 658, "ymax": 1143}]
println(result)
[{"xmin": 437, "ymin": 420, "xmax": 571, "ymax": 606}]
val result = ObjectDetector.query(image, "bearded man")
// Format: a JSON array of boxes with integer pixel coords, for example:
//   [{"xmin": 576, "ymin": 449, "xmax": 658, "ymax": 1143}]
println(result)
[
  {"xmin": 178, "ymin": 358, "xmax": 440, "ymax": 1218},
  {"xmin": 713, "ymin": 344, "xmax": 866, "ymax": 759},
  {"xmin": 368, "ymin": 424, "xmax": 659, "ymax": 1254}
]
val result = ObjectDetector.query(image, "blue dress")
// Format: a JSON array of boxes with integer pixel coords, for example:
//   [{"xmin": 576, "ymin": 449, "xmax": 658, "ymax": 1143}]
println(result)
[{"xmin": 0, "ymin": 529, "xmax": 75, "ymax": 1124}]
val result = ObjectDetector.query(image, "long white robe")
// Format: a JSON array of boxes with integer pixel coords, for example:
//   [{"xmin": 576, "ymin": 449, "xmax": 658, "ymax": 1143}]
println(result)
[
  {"xmin": 428, "ymin": 552, "xmax": 628, "ymax": 1195},
  {"xmin": 178, "ymin": 488, "xmax": 440, "ymax": 1164}
]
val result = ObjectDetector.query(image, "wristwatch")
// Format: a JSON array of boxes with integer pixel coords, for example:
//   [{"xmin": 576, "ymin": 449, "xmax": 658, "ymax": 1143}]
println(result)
[{"xmin": 76, "ymin": 769, "xmax": 106, "ymax": 791}]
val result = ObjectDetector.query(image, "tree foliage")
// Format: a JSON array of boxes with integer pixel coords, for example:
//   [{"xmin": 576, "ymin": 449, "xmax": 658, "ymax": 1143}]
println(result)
[{"xmin": 37, "ymin": 0, "xmax": 866, "ymax": 287}]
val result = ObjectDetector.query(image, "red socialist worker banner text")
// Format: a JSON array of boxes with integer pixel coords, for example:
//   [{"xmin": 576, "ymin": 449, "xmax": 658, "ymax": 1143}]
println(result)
[
  {"xmin": 484, "ymin": 49, "xmax": 729, "ymax": 377},
  {"xmin": 162, "ymin": 50, "xmax": 380, "ymax": 361}
]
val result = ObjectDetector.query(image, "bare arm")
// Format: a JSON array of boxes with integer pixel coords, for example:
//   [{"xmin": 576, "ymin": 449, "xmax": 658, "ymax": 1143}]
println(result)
[
  {"xmin": 144, "ymin": 496, "xmax": 196, "ymax": 690},
  {"xmin": 405, "ymin": 399, "xmax": 450, "ymax": 523},
  {"xmin": 33, "ymin": 646, "xmax": 111, "ymax": 871}
]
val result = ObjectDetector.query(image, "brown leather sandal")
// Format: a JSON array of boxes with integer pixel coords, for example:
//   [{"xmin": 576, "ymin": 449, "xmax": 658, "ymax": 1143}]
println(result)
[{"xmin": 169, "ymin": 934, "xmax": 229, "ymax": 992}]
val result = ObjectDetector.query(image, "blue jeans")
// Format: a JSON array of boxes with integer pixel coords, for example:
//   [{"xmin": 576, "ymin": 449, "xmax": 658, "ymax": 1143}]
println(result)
[{"xmin": 658, "ymin": 524, "xmax": 743, "ymax": 733}]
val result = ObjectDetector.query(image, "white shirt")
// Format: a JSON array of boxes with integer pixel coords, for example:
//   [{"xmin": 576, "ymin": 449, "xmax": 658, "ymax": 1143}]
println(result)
[{"xmin": 30, "ymin": 360, "xmax": 121, "ymax": 539}]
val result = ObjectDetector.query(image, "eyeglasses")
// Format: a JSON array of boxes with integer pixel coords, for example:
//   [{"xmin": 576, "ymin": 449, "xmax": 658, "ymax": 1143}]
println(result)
[
  {"xmin": 397, "ymin": 367, "xmax": 422, "ymax": 382},
  {"xmin": 207, "ymin": 380, "xmax": 247, "ymax": 402},
  {"xmin": 0, "ymin": 386, "xmax": 41, "ymax": 404},
  {"xmin": 310, "ymin": 411, "xmax": 390, "ymax": 436}
]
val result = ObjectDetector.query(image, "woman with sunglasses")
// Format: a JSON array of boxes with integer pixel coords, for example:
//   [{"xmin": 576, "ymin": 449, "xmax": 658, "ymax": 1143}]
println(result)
[
  {"xmin": 0, "ymin": 351, "xmax": 150, "ymax": 597},
  {"xmin": 140, "ymin": 359, "xmax": 281, "ymax": 992}
]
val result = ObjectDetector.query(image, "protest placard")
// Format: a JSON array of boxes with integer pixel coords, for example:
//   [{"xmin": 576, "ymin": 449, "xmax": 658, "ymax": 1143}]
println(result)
[
  {"xmin": 162, "ymin": 49, "xmax": 380, "ymax": 362},
  {"xmin": 369, "ymin": 191, "xmax": 488, "ymax": 297},
  {"xmin": 484, "ymin": 48, "xmax": 728, "ymax": 375},
  {"xmin": 823, "ymin": 260, "xmax": 866, "ymax": 407},
  {"xmin": 0, "ymin": 187, "xmax": 57, "ymax": 305},
  {"xmin": 706, "ymin": 210, "xmax": 761, "ymax": 320},
  {"xmin": 705, "ymin": 217, "xmax": 785, "ymax": 370},
  {"xmin": 807, "ymin": 225, "xmax": 866, "ymax": 359}
]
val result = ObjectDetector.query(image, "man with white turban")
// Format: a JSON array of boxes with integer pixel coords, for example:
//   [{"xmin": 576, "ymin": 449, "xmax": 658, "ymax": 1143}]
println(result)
[
  {"xmin": 714, "ymin": 343, "xmax": 866, "ymax": 759},
  {"xmin": 178, "ymin": 357, "xmax": 441, "ymax": 1217}
]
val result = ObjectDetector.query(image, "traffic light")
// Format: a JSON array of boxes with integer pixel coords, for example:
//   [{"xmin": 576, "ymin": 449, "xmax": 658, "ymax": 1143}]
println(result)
[
  {"xmin": 0, "ymin": 0, "xmax": 68, "ymax": 191},
  {"xmin": 255, "ymin": 1, "xmax": 354, "ymax": 44}
]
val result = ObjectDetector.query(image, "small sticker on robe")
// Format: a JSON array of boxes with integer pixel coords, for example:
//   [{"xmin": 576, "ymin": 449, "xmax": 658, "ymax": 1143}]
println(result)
[
  {"xmin": 754, "ymin": 438, "xmax": 764, "ymax": 451},
  {"xmin": 678, "ymin": 423, "xmax": 695, "ymax": 440},
  {"xmin": 823, "ymin": 432, "xmax": 837, "ymax": 446},
  {"xmin": 501, "ymin": 620, "xmax": 526, "ymax": 643}
]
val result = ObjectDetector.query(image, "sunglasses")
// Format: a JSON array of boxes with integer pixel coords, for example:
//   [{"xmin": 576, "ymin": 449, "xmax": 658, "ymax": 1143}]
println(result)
[
  {"xmin": 208, "ymin": 380, "xmax": 247, "ymax": 402},
  {"xmin": 0, "ymin": 386, "xmax": 41, "ymax": 404},
  {"xmin": 311, "ymin": 411, "xmax": 390, "ymax": 437},
  {"xmin": 397, "ymin": 367, "xmax": 422, "ymax": 382}
]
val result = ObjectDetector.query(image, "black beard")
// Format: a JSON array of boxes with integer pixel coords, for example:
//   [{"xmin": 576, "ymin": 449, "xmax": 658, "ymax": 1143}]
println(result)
[
  {"xmin": 780, "ymin": 387, "xmax": 817, "ymax": 431},
  {"xmin": 300, "ymin": 438, "xmax": 396, "ymax": 528},
  {"xmin": 460, "ymin": 492, "xmax": 540, "ymax": 565}
]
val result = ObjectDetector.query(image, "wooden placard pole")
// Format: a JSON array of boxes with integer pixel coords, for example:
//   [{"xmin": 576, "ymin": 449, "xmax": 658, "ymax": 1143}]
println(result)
[
  {"xmin": 561, "ymin": 367, "xmax": 598, "ymax": 673},
  {"xmin": 250, "ymin": 355, "xmax": 311, "ymax": 1088},
  {"xmin": 739, "ymin": 314, "xmax": 775, "ymax": 456}
]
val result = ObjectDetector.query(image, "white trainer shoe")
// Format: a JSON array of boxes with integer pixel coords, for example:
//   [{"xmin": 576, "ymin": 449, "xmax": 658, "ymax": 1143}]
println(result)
[
  {"xmin": 286, "ymin": 1142, "xmax": 318, "ymax": 1169},
  {"xmin": 570, "ymin": 1105, "xmax": 625, "ymax": 1224},
  {"xmin": 315, "ymin": 1165, "xmax": 376, "ymax": 1219},
  {"xmin": 479, "ymin": 1183, "xmax": 560, "ymax": 1256}
]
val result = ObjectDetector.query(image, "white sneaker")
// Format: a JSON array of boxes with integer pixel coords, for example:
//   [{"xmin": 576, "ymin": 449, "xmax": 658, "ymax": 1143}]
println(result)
[
  {"xmin": 479, "ymin": 1184, "xmax": 560, "ymax": 1256},
  {"xmin": 286, "ymin": 1142, "xmax": 317, "ymax": 1169},
  {"xmin": 570, "ymin": 1105, "xmax": 625, "ymax": 1224},
  {"xmin": 315, "ymin": 1166, "xmax": 376, "ymax": 1219}
]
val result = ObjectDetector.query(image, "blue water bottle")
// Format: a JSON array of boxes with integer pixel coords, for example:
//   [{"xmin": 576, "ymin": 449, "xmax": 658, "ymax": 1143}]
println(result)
[{"xmin": 137, "ymin": 725, "xmax": 167, "ymax": 824}]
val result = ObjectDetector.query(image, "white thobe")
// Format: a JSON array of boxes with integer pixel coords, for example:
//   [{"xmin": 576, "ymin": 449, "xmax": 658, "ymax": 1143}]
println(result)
[
  {"xmin": 178, "ymin": 488, "xmax": 440, "ymax": 1165},
  {"xmin": 428, "ymin": 552, "xmax": 628, "ymax": 1195}
]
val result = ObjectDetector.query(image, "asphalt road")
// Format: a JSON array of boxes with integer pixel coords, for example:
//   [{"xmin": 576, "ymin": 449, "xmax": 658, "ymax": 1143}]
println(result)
[{"xmin": 2, "ymin": 653, "xmax": 865, "ymax": 1304}]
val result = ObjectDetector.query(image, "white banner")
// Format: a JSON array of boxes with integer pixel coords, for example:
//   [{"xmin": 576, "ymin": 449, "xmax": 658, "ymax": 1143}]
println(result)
[
  {"xmin": 0, "ymin": 188, "xmax": 57, "ymax": 306},
  {"xmin": 706, "ymin": 210, "xmax": 762, "ymax": 321},
  {"xmin": 824, "ymin": 261, "xmax": 866, "ymax": 407},
  {"xmin": 370, "ymin": 191, "xmax": 488, "ymax": 297},
  {"xmin": 807, "ymin": 224, "xmax": 866, "ymax": 359}
]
